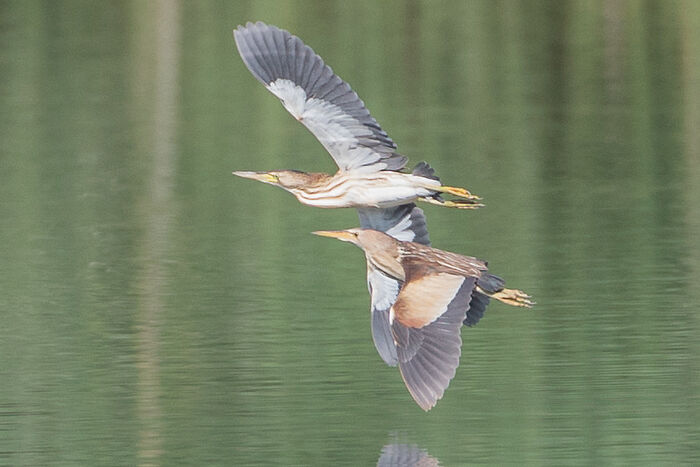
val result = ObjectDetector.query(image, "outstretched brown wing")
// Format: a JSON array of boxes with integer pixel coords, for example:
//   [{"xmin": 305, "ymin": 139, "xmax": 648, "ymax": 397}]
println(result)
[
  {"xmin": 390, "ymin": 272, "xmax": 476, "ymax": 411},
  {"xmin": 234, "ymin": 22, "xmax": 407, "ymax": 172}
]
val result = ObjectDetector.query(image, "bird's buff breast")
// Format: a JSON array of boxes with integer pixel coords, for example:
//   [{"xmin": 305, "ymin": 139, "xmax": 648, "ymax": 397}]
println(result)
[{"xmin": 292, "ymin": 172, "xmax": 439, "ymax": 208}]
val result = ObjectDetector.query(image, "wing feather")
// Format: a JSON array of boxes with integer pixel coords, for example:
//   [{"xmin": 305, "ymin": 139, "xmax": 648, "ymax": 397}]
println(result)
[
  {"xmin": 243, "ymin": 27, "xmax": 274, "ymax": 81},
  {"xmin": 464, "ymin": 273, "xmax": 504, "ymax": 326},
  {"xmin": 391, "ymin": 276, "xmax": 476, "ymax": 410},
  {"xmin": 357, "ymin": 204, "xmax": 430, "ymax": 246},
  {"xmin": 234, "ymin": 22, "xmax": 407, "ymax": 172},
  {"xmin": 358, "ymin": 204, "xmax": 430, "ymax": 367},
  {"xmin": 275, "ymin": 28, "xmax": 290, "ymax": 77},
  {"xmin": 257, "ymin": 27, "xmax": 279, "ymax": 77},
  {"xmin": 367, "ymin": 267, "xmax": 401, "ymax": 366},
  {"xmin": 465, "ymin": 291, "xmax": 490, "ymax": 327},
  {"xmin": 392, "ymin": 274, "xmax": 466, "ymax": 328}
]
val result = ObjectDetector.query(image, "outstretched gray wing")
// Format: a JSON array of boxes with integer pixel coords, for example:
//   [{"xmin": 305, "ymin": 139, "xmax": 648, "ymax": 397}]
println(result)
[
  {"xmin": 357, "ymin": 204, "xmax": 430, "ymax": 246},
  {"xmin": 359, "ymin": 204, "xmax": 430, "ymax": 366},
  {"xmin": 234, "ymin": 22, "xmax": 407, "ymax": 172}
]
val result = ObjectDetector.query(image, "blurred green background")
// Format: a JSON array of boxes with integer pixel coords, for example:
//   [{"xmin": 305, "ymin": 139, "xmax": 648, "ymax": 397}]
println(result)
[{"xmin": 1, "ymin": 0, "xmax": 699, "ymax": 465}]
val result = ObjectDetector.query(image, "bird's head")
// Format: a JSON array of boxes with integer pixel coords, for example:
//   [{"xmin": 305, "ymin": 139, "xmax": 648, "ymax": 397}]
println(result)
[
  {"xmin": 313, "ymin": 228, "xmax": 396, "ymax": 251},
  {"xmin": 312, "ymin": 228, "xmax": 364, "ymax": 246},
  {"xmin": 313, "ymin": 229, "xmax": 403, "ymax": 278},
  {"xmin": 232, "ymin": 170, "xmax": 318, "ymax": 190}
]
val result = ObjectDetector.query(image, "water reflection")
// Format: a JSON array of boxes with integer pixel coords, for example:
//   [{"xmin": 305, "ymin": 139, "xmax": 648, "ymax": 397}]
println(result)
[{"xmin": 377, "ymin": 443, "xmax": 440, "ymax": 467}]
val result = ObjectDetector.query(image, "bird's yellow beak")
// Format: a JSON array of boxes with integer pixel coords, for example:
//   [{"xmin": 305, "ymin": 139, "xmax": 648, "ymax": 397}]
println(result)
[
  {"xmin": 312, "ymin": 230, "xmax": 357, "ymax": 242},
  {"xmin": 232, "ymin": 171, "xmax": 279, "ymax": 184}
]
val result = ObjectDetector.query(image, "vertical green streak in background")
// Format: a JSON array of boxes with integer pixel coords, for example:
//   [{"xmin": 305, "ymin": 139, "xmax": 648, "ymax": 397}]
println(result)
[{"xmin": 680, "ymin": 0, "xmax": 700, "ymax": 455}]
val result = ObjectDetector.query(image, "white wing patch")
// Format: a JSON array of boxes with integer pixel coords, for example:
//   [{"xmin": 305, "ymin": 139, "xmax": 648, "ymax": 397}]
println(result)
[
  {"xmin": 267, "ymin": 79, "xmax": 306, "ymax": 119},
  {"xmin": 368, "ymin": 267, "xmax": 401, "ymax": 312},
  {"xmin": 385, "ymin": 210, "xmax": 416, "ymax": 242},
  {"xmin": 305, "ymin": 98, "xmax": 366, "ymax": 141},
  {"xmin": 336, "ymin": 147, "xmax": 385, "ymax": 172},
  {"xmin": 266, "ymin": 79, "xmax": 383, "ymax": 171}
]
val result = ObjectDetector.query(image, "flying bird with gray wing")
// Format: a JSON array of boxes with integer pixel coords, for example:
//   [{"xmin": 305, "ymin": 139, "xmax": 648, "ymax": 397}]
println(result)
[{"xmin": 232, "ymin": 22, "xmax": 482, "ymax": 211}]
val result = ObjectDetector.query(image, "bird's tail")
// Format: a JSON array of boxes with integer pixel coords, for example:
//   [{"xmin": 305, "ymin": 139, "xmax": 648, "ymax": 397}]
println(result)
[{"xmin": 412, "ymin": 161, "xmax": 440, "ymax": 181}]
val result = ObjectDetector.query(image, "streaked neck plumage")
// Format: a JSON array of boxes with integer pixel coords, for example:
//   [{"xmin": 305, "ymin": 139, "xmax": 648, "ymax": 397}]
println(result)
[{"xmin": 357, "ymin": 230, "xmax": 405, "ymax": 281}]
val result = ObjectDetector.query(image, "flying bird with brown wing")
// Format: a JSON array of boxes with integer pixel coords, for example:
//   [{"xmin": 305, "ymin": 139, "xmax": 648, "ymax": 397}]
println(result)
[{"xmin": 314, "ymin": 228, "xmax": 533, "ymax": 411}]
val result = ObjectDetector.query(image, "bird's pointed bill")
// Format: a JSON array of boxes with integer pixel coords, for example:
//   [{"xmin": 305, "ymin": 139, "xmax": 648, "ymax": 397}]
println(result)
[
  {"xmin": 312, "ymin": 230, "xmax": 356, "ymax": 242},
  {"xmin": 232, "ymin": 171, "xmax": 279, "ymax": 184}
]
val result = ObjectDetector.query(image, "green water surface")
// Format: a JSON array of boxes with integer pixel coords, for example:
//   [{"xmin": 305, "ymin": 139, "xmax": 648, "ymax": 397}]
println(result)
[{"xmin": 1, "ymin": 1, "xmax": 699, "ymax": 465}]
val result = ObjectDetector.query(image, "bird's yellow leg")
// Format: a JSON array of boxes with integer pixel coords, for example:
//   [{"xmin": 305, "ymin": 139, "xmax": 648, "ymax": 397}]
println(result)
[
  {"xmin": 489, "ymin": 288, "xmax": 535, "ymax": 308},
  {"xmin": 419, "ymin": 197, "xmax": 484, "ymax": 209},
  {"xmin": 437, "ymin": 185, "xmax": 482, "ymax": 201}
]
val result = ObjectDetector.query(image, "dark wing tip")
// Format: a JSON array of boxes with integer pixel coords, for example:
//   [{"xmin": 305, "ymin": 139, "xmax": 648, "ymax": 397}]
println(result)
[
  {"xmin": 393, "ymin": 277, "xmax": 476, "ymax": 410},
  {"xmin": 232, "ymin": 21, "xmax": 406, "ymax": 172},
  {"xmin": 371, "ymin": 308, "xmax": 399, "ymax": 367},
  {"xmin": 234, "ymin": 21, "xmax": 293, "ymax": 85},
  {"xmin": 464, "ymin": 291, "xmax": 489, "ymax": 327}
]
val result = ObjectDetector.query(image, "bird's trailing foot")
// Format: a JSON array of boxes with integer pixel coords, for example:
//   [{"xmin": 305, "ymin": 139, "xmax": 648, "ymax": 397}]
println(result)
[
  {"xmin": 438, "ymin": 185, "xmax": 482, "ymax": 202},
  {"xmin": 419, "ymin": 185, "xmax": 483, "ymax": 209},
  {"xmin": 418, "ymin": 196, "xmax": 484, "ymax": 209},
  {"xmin": 420, "ymin": 197, "xmax": 484, "ymax": 209},
  {"xmin": 490, "ymin": 288, "xmax": 535, "ymax": 308}
]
